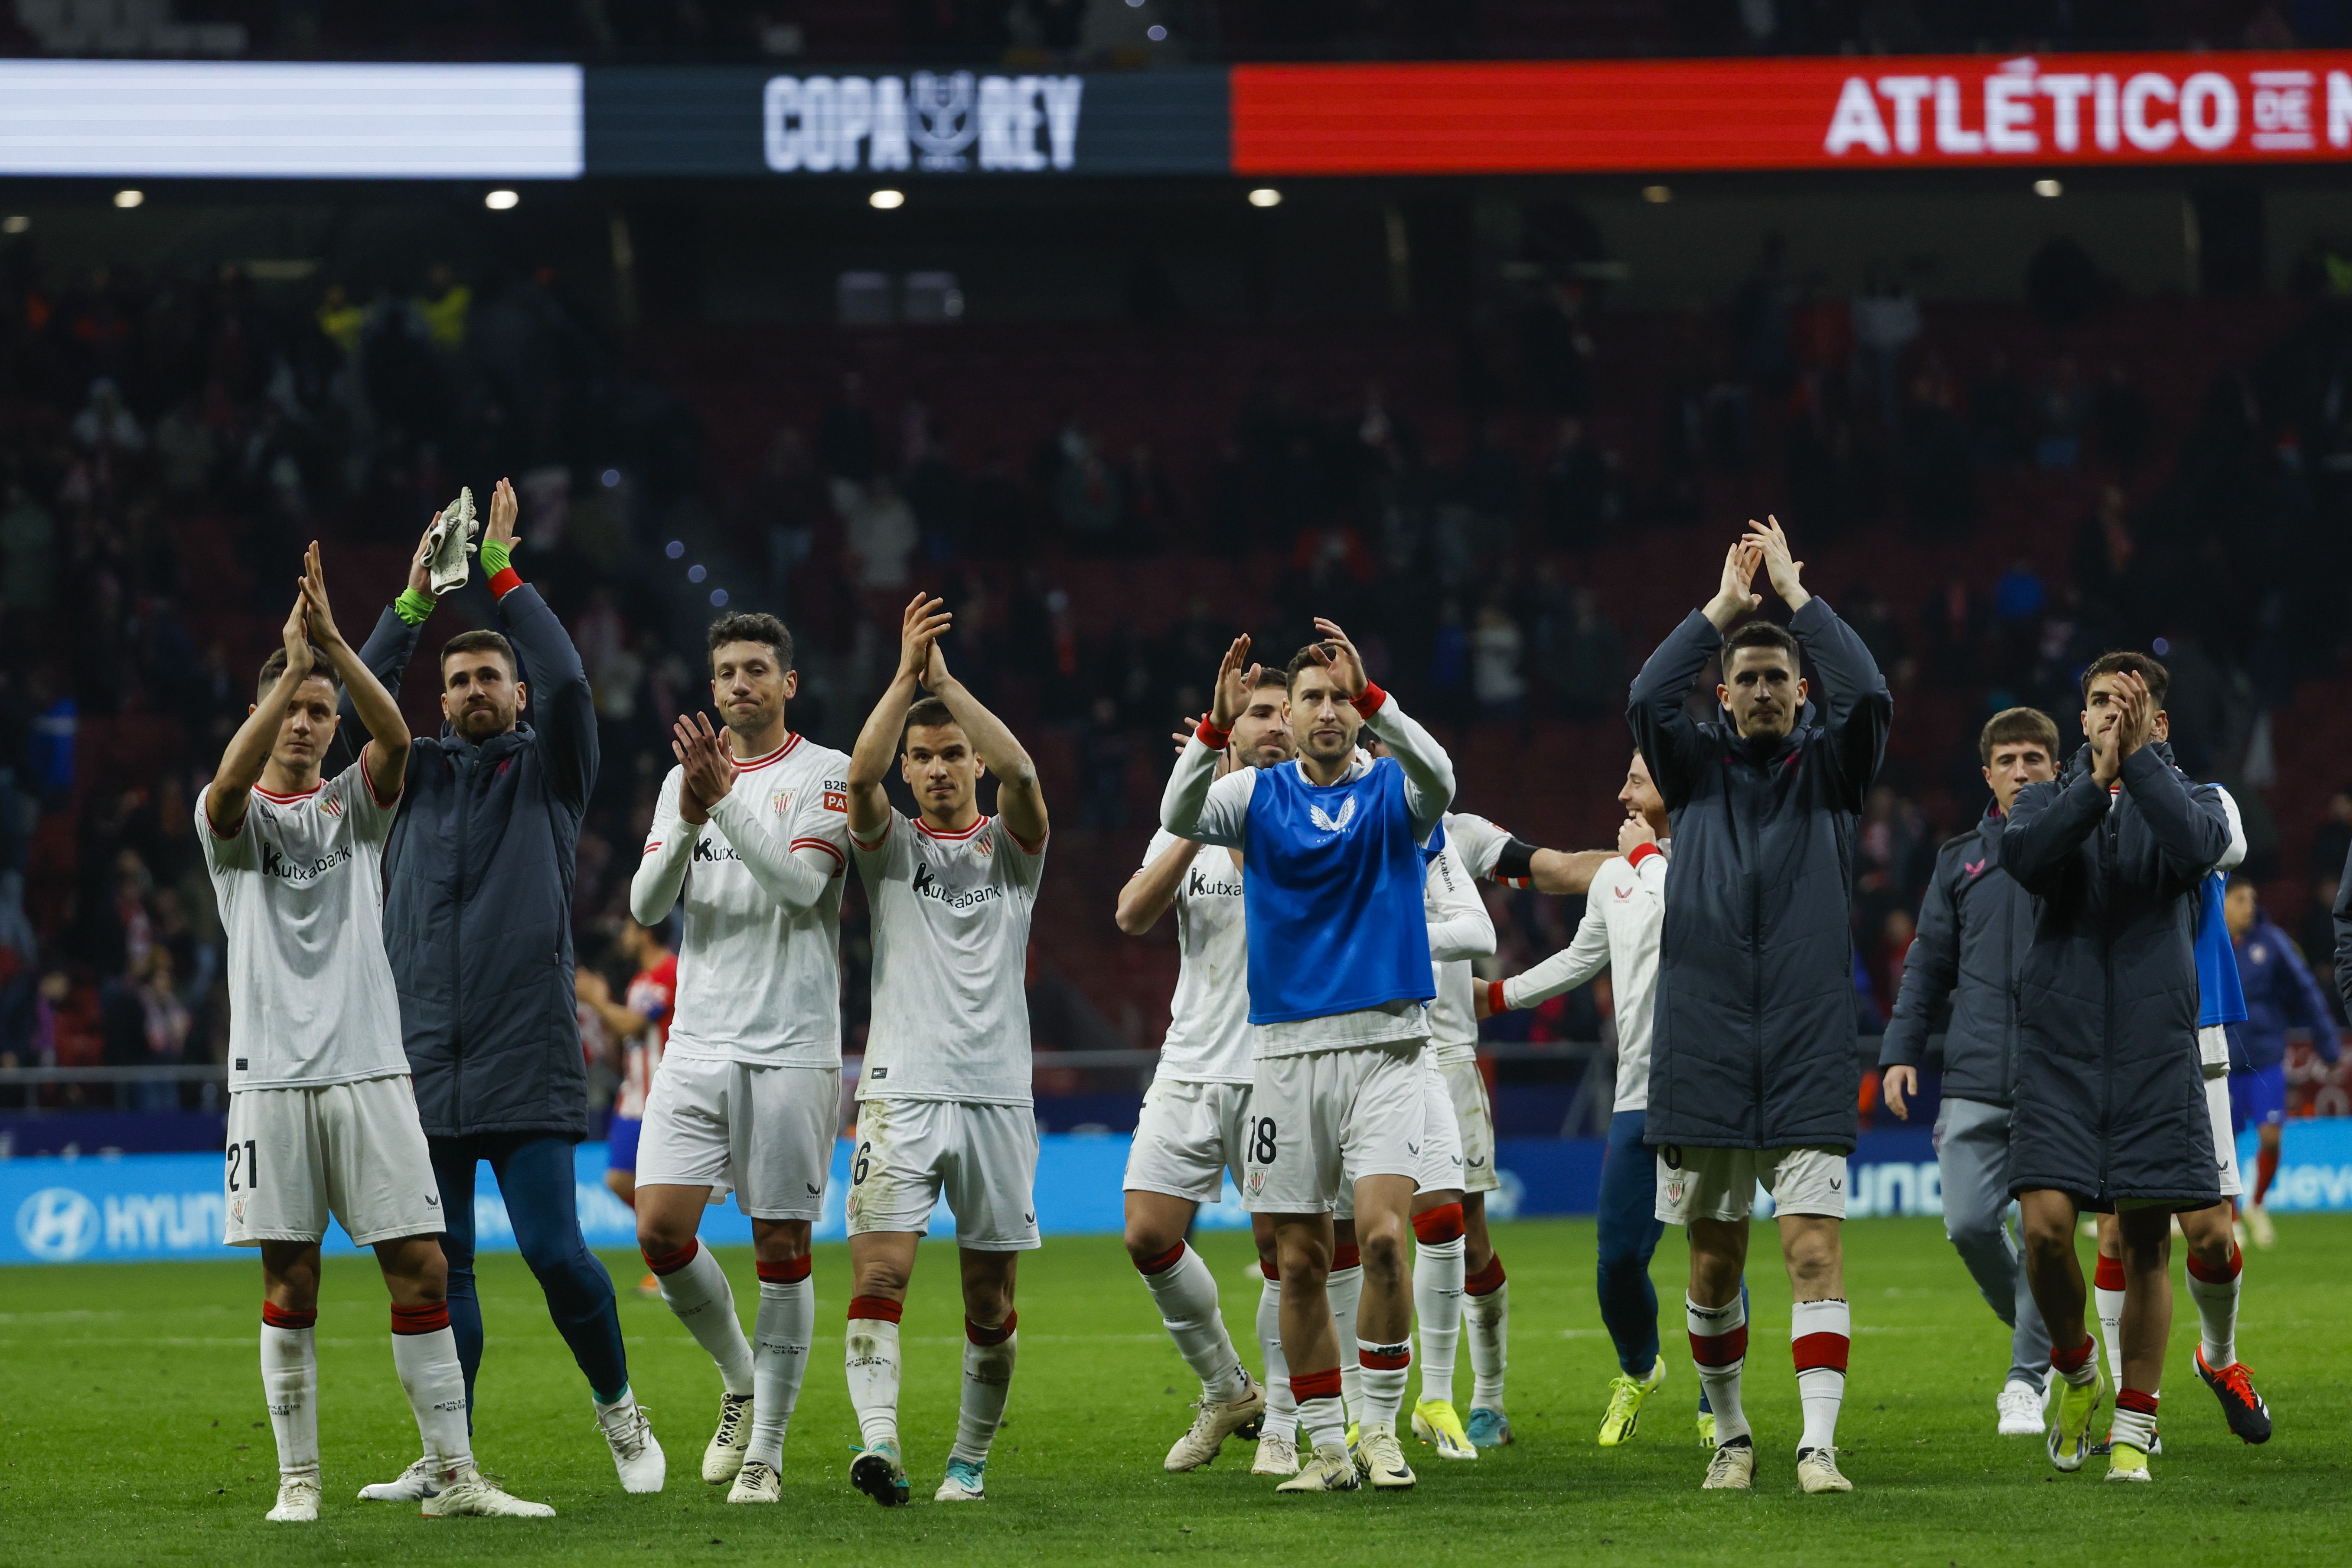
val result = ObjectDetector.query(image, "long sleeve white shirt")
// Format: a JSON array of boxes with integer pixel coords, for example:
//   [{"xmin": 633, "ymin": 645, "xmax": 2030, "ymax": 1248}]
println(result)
[{"xmin": 1504, "ymin": 843, "xmax": 1668, "ymax": 1112}]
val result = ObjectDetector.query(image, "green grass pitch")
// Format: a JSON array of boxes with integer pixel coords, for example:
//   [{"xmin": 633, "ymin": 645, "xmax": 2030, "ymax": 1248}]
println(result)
[{"xmin": 4, "ymin": 1215, "xmax": 2346, "ymax": 1567}]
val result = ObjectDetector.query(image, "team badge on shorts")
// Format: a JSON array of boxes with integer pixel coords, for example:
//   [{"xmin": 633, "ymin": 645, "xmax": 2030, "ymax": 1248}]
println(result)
[
  {"xmin": 1247, "ymin": 1170, "xmax": 1264, "ymax": 1195},
  {"xmin": 1664, "ymin": 1180, "xmax": 1685, "ymax": 1204}
]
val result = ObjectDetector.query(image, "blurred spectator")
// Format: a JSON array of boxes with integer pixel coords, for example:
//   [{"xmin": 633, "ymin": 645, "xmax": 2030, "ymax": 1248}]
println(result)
[
  {"xmin": 844, "ymin": 476, "xmax": 920, "ymax": 592},
  {"xmin": 1993, "ymin": 558, "xmax": 2046, "ymax": 623},
  {"xmin": 1539, "ymin": 417, "xmax": 1608, "ymax": 549},
  {"xmin": 1850, "ymin": 263, "xmax": 1920, "ymax": 423},
  {"xmin": 1, "ymin": 484, "xmax": 58, "ymax": 612},
  {"xmin": 1543, "ymin": 586, "xmax": 1624, "ymax": 722},
  {"xmin": 1471, "ymin": 603, "xmax": 1527, "ymax": 721},
  {"xmin": 71, "ymin": 377, "xmax": 145, "ymax": 452},
  {"xmin": 2034, "ymin": 355, "xmax": 2089, "ymax": 468}
]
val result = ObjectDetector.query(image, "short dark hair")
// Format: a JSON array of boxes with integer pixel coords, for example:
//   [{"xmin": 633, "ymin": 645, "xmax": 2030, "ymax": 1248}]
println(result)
[
  {"xmin": 2226, "ymin": 872, "xmax": 2259, "ymax": 894},
  {"xmin": 1720, "ymin": 619, "xmax": 1798, "ymax": 670},
  {"xmin": 257, "ymin": 645, "xmax": 339, "ymax": 704},
  {"xmin": 1978, "ymin": 705, "xmax": 2061, "ymax": 766},
  {"xmin": 902, "ymin": 695, "xmax": 962, "ymax": 746},
  {"xmin": 1285, "ymin": 644, "xmax": 1340, "ymax": 691},
  {"xmin": 706, "ymin": 611, "xmax": 795, "ymax": 675},
  {"xmin": 2079, "ymin": 650, "xmax": 2169, "ymax": 707},
  {"xmin": 1250, "ymin": 666, "xmax": 1290, "ymax": 694},
  {"xmin": 440, "ymin": 629, "xmax": 516, "ymax": 681}
]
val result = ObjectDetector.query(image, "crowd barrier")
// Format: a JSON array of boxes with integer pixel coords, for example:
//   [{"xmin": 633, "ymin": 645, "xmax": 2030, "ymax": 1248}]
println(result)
[{"xmin": 8, "ymin": 1121, "xmax": 2351, "ymax": 1265}]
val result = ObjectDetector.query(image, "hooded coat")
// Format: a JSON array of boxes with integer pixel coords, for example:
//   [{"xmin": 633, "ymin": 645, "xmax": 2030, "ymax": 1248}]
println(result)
[
  {"xmin": 1627, "ymin": 597, "xmax": 1891, "ymax": 1153},
  {"xmin": 1880, "ymin": 804, "xmax": 2036, "ymax": 1107},
  {"xmin": 2000, "ymin": 740, "xmax": 2227, "ymax": 1210}
]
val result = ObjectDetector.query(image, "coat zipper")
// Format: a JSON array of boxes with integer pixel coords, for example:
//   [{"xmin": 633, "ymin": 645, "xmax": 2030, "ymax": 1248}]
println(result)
[
  {"xmin": 452, "ymin": 747, "xmax": 468, "ymax": 1130},
  {"xmin": 2097, "ymin": 807, "xmax": 2114, "ymax": 1202}
]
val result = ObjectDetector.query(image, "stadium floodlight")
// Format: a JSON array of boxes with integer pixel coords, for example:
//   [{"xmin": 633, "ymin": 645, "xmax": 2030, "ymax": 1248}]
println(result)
[
  {"xmin": 869, "ymin": 188, "xmax": 905, "ymax": 209},
  {"xmin": 2, "ymin": 215, "xmax": 26, "ymax": 233},
  {"xmin": 2033, "ymin": 178, "xmax": 2063, "ymax": 198},
  {"xmin": 1641, "ymin": 184, "xmax": 1672, "ymax": 204},
  {"xmin": 1148, "ymin": 24, "xmax": 1167, "ymax": 38},
  {"xmin": 485, "ymin": 189, "xmax": 519, "ymax": 210},
  {"xmin": 1247, "ymin": 187, "xmax": 1282, "ymax": 208},
  {"xmin": 114, "ymin": 189, "xmax": 144, "ymax": 208}
]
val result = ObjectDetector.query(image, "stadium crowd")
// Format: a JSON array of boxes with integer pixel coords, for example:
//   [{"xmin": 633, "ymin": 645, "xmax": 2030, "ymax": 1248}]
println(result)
[{"xmin": 2, "ymin": 226, "xmax": 2349, "ymax": 1123}]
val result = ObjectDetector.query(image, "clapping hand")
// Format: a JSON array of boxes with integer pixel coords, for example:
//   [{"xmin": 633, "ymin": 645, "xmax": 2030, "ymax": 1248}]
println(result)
[
  {"xmin": 1307, "ymin": 618, "xmax": 1367, "ymax": 700},
  {"xmin": 896, "ymin": 593, "xmax": 953, "ymax": 684},
  {"xmin": 299, "ymin": 541, "xmax": 344, "ymax": 652},
  {"xmin": 1704, "ymin": 538, "xmax": 1765, "ymax": 629},
  {"xmin": 672, "ymin": 712, "xmax": 737, "ymax": 823},
  {"xmin": 1741, "ymin": 515, "xmax": 1809, "ymax": 610},
  {"xmin": 1209, "ymin": 636, "xmax": 1259, "ymax": 730}
]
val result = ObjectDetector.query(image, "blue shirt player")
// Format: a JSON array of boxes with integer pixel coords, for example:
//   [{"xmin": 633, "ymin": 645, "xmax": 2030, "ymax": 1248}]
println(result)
[
  {"xmin": 2223, "ymin": 871, "xmax": 2341, "ymax": 1243},
  {"xmin": 1162, "ymin": 620, "xmax": 1455, "ymax": 1496}
]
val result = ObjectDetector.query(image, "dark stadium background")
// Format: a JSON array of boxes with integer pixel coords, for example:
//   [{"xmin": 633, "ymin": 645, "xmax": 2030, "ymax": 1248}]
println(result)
[{"xmin": 4, "ymin": 0, "xmax": 2352, "ymax": 1159}]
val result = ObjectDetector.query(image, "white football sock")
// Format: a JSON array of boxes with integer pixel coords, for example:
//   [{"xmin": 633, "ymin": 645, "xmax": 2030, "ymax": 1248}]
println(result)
[
  {"xmin": 1138, "ymin": 1243, "xmax": 1248, "ymax": 1401},
  {"xmin": 260, "ymin": 1314, "xmax": 319, "ymax": 1477},
  {"xmin": 845, "ymin": 1307, "xmax": 904, "ymax": 1451},
  {"xmin": 2185, "ymin": 1245, "xmax": 2243, "ymax": 1369},
  {"xmin": 1327, "ymin": 1262, "xmax": 1364, "ymax": 1424},
  {"xmin": 2094, "ymin": 1255, "xmax": 2127, "ymax": 1391},
  {"xmin": 747, "ymin": 1265, "xmax": 815, "ymax": 1469},
  {"xmin": 652, "ymin": 1240, "xmax": 754, "ymax": 1396},
  {"xmin": 1464, "ymin": 1267, "xmax": 1509, "ymax": 1414},
  {"xmin": 389, "ymin": 1315, "xmax": 472, "ymax": 1476},
  {"xmin": 951, "ymin": 1316, "xmax": 1018, "ymax": 1465},
  {"xmin": 1257, "ymin": 1277, "xmax": 1296, "ymax": 1440},
  {"xmin": 1295, "ymin": 1370, "xmax": 1347, "ymax": 1451},
  {"xmin": 1686, "ymin": 1294, "xmax": 1750, "ymax": 1445},
  {"xmin": 1357, "ymin": 1338, "xmax": 1411, "ymax": 1435},
  {"xmin": 1790, "ymin": 1298, "xmax": 1850, "ymax": 1452},
  {"xmin": 1413, "ymin": 1235, "xmax": 1465, "ymax": 1406}
]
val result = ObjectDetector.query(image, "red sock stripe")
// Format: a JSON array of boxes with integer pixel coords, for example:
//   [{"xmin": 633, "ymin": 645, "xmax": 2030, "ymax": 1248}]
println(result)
[
  {"xmin": 1690, "ymin": 1326, "xmax": 1748, "ymax": 1367},
  {"xmin": 1791, "ymin": 1331, "xmax": 1850, "ymax": 1373},
  {"xmin": 643, "ymin": 1238, "xmax": 699, "ymax": 1276},
  {"xmin": 1291, "ymin": 1366, "xmax": 1344, "ymax": 1403},
  {"xmin": 966, "ymin": 1311, "xmax": 1017, "ymax": 1346},
  {"xmin": 1332, "ymin": 1243, "xmax": 1361, "ymax": 1271},
  {"xmin": 261, "ymin": 1302, "xmax": 317, "ymax": 1330},
  {"xmin": 390, "ymin": 1302, "xmax": 451, "ymax": 1336},
  {"xmin": 1358, "ymin": 1343, "xmax": 1412, "ymax": 1371},
  {"xmin": 756, "ymin": 1256, "xmax": 813, "ymax": 1285},
  {"xmin": 1135, "ymin": 1242, "xmax": 1187, "ymax": 1277},
  {"xmin": 847, "ymin": 1295, "xmax": 903, "ymax": 1324},
  {"xmin": 2050, "ymin": 1334, "xmax": 2097, "ymax": 1375},
  {"xmin": 2254, "ymin": 1145, "xmax": 2280, "ymax": 1203},
  {"xmin": 2117, "ymin": 1388, "xmax": 2160, "ymax": 1415},
  {"xmin": 1464, "ymin": 1255, "xmax": 1507, "ymax": 1295},
  {"xmin": 2185, "ymin": 1245, "xmax": 2244, "ymax": 1284},
  {"xmin": 1411, "ymin": 1203, "xmax": 1465, "ymax": 1245},
  {"xmin": 2094, "ymin": 1254, "xmax": 2127, "ymax": 1291}
]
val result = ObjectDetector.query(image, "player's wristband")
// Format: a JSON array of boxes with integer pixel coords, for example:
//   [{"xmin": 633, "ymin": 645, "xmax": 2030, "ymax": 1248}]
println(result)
[
  {"xmin": 1349, "ymin": 679, "xmax": 1389, "ymax": 717},
  {"xmin": 1627, "ymin": 841, "xmax": 1664, "ymax": 869},
  {"xmin": 1493, "ymin": 836, "xmax": 1538, "ymax": 887},
  {"xmin": 1195, "ymin": 717, "xmax": 1232, "ymax": 750},
  {"xmin": 1488, "ymin": 981, "xmax": 1509, "ymax": 1015},
  {"xmin": 479, "ymin": 538, "xmax": 522, "ymax": 599},
  {"xmin": 393, "ymin": 587, "xmax": 436, "ymax": 626}
]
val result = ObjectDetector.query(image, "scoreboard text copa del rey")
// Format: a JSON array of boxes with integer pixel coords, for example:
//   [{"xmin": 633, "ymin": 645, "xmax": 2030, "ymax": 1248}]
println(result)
[{"xmin": 760, "ymin": 72, "xmax": 1082, "ymax": 174}]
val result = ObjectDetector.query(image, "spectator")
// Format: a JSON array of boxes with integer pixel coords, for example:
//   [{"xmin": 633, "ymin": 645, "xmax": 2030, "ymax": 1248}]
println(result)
[
  {"xmin": 71, "ymin": 377, "xmax": 145, "ymax": 452},
  {"xmin": 2034, "ymin": 356, "xmax": 2089, "ymax": 469},
  {"xmin": 1544, "ymin": 586, "xmax": 1624, "ymax": 721},
  {"xmin": 1850, "ymin": 262, "xmax": 1921, "ymax": 424},
  {"xmin": 1, "ymin": 485, "xmax": 58, "ymax": 613},
  {"xmin": 1993, "ymin": 558, "xmax": 2046, "ymax": 623},
  {"xmin": 844, "ymin": 476, "xmax": 920, "ymax": 592},
  {"xmin": 1471, "ymin": 602, "xmax": 1527, "ymax": 720}
]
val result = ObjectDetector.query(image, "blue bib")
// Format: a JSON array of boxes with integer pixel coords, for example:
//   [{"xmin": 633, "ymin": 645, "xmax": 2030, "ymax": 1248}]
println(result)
[
  {"xmin": 1241, "ymin": 756, "xmax": 1435, "ymax": 1026},
  {"xmin": 2195, "ymin": 867, "xmax": 2247, "ymax": 1029}
]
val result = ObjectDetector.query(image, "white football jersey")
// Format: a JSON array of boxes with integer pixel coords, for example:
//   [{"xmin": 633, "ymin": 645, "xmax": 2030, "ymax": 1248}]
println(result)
[
  {"xmin": 1505, "ymin": 847, "xmax": 1667, "ymax": 1112},
  {"xmin": 201, "ymin": 754, "xmax": 408, "ymax": 1092},
  {"xmin": 1140, "ymin": 830, "xmax": 1252, "ymax": 1085},
  {"xmin": 854, "ymin": 811, "xmax": 1045, "ymax": 1106},
  {"xmin": 647, "ymin": 734, "xmax": 853, "ymax": 1068}
]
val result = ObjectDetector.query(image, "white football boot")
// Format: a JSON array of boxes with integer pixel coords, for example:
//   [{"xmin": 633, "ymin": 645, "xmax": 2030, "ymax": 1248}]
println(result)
[
  {"xmin": 727, "ymin": 1460, "xmax": 781, "ymax": 1503},
  {"xmin": 703, "ymin": 1392, "xmax": 754, "ymax": 1484},
  {"xmin": 420, "ymin": 1468, "xmax": 555, "ymax": 1518},
  {"xmin": 1165, "ymin": 1379, "xmax": 1267, "ymax": 1471},
  {"xmin": 596, "ymin": 1394, "xmax": 665, "ymax": 1493},
  {"xmin": 356, "ymin": 1454, "xmax": 439, "ymax": 1502},
  {"xmin": 267, "ymin": 1471, "xmax": 321, "ymax": 1522}
]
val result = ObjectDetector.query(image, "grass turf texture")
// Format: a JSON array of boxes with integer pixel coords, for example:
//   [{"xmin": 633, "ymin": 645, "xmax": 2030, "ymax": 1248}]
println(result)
[{"xmin": 3, "ymin": 1216, "xmax": 2345, "ymax": 1568}]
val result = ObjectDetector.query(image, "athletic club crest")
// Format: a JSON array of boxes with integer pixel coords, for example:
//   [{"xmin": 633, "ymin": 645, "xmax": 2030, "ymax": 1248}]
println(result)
[
  {"xmin": 1246, "ymin": 1170, "xmax": 1264, "ymax": 1195},
  {"xmin": 910, "ymin": 71, "xmax": 979, "ymax": 170},
  {"xmin": 773, "ymin": 790, "xmax": 793, "ymax": 818}
]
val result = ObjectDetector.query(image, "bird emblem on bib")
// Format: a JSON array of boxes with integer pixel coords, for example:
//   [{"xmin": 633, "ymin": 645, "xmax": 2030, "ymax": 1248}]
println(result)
[{"xmin": 1308, "ymin": 797, "xmax": 1358, "ymax": 836}]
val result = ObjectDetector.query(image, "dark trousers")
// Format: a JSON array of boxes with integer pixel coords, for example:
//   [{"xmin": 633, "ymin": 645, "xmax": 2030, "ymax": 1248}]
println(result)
[
  {"xmin": 1597, "ymin": 1108, "xmax": 1668, "ymax": 1376},
  {"xmin": 430, "ymin": 1132, "xmax": 630, "ymax": 1411}
]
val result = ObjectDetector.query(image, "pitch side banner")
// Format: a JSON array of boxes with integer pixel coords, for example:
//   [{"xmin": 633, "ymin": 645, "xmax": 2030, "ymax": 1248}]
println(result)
[
  {"xmin": 1230, "ymin": 52, "xmax": 2352, "ymax": 173},
  {"xmin": 0, "ymin": 60, "xmax": 582, "ymax": 178},
  {"xmin": 584, "ymin": 65, "xmax": 1227, "ymax": 176}
]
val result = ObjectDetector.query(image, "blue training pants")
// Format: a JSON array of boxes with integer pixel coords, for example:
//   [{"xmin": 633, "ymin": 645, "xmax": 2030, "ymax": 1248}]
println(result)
[
  {"xmin": 431, "ymin": 1132, "xmax": 631, "ymax": 1411},
  {"xmin": 1596, "ymin": 1108, "xmax": 1668, "ymax": 1376}
]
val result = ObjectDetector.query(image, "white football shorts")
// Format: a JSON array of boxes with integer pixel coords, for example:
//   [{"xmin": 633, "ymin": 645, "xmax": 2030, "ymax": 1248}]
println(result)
[
  {"xmin": 846, "ymin": 1097, "xmax": 1041, "ymax": 1251},
  {"xmin": 2206, "ymin": 1070, "xmax": 2242, "ymax": 1200},
  {"xmin": 1654, "ymin": 1142, "xmax": 1850, "ymax": 1223},
  {"xmin": 1439, "ymin": 1054, "xmax": 1499, "ymax": 1196},
  {"xmin": 223, "ymin": 1076, "xmax": 441, "ymax": 1247},
  {"xmin": 1337, "ymin": 1053, "xmax": 1467, "ymax": 1219},
  {"xmin": 635, "ymin": 1056, "xmax": 841, "ymax": 1221},
  {"xmin": 1124, "ymin": 1076, "xmax": 1253, "ymax": 1203},
  {"xmin": 1244, "ymin": 1039, "xmax": 1422, "ymax": 1216}
]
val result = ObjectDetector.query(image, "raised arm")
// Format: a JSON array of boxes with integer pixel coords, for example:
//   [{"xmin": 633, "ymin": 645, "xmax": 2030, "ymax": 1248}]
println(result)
[
  {"xmin": 1161, "ymin": 636, "xmax": 1258, "ymax": 850},
  {"xmin": 923, "ymin": 637, "xmax": 1046, "ymax": 848},
  {"xmin": 1425, "ymin": 838, "xmax": 1495, "ymax": 963},
  {"xmin": 1310, "ymin": 617, "xmax": 1453, "ymax": 839},
  {"xmin": 630, "ymin": 769, "xmax": 696, "ymax": 926},
  {"xmin": 1117, "ymin": 830, "xmax": 1200, "ymax": 937},
  {"xmin": 678, "ymin": 712, "xmax": 843, "ymax": 912},
  {"xmin": 300, "ymin": 542, "xmax": 408, "ymax": 803},
  {"xmin": 847, "ymin": 594, "xmax": 953, "ymax": 840},
  {"xmin": 2000, "ymin": 770, "xmax": 2109, "ymax": 894},
  {"xmin": 480, "ymin": 479, "xmax": 596, "ymax": 812},
  {"xmin": 1628, "ymin": 539, "xmax": 1758, "ymax": 809},
  {"xmin": 2116, "ymin": 748, "xmax": 2229, "ymax": 887},
  {"xmin": 341, "ymin": 517, "xmax": 436, "ymax": 738},
  {"xmin": 205, "ymin": 595, "xmax": 315, "ymax": 840}
]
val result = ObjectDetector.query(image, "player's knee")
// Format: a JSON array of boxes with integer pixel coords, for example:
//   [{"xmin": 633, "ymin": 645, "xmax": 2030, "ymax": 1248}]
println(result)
[
  {"xmin": 1123, "ymin": 1223, "xmax": 1182, "ymax": 1268},
  {"xmin": 1356, "ymin": 1219, "xmax": 1408, "ymax": 1281},
  {"xmin": 634, "ymin": 1212, "xmax": 692, "ymax": 1262}
]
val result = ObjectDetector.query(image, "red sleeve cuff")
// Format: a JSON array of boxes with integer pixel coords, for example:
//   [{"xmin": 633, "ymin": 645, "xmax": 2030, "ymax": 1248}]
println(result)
[
  {"xmin": 1488, "ymin": 980, "xmax": 1508, "ymax": 1015},
  {"xmin": 487, "ymin": 566, "xmax": 523, "ymax": 600},
  {"xmin": 1350, "ymin": 680, "xmax": 1389, "ymax": 717},
  {"xmin": 1627, "ymin": 841, "xmax": 1664, "ymax": 869},
  {"xmin": 1195, "ymin": 718, "xmax": 1232, "ymax": 750}
]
